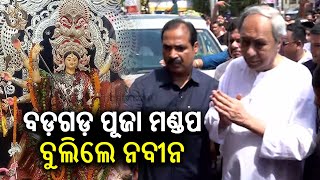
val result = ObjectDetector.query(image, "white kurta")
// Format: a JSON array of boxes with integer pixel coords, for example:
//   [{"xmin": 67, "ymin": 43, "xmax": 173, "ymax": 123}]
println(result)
[
  {"xmin": 205, "ymin": 56, "xmax": 317, "ymax": 180},
  {"xmin": 298, "ymin": 50, "xmax": 313, "ymax": 64}
]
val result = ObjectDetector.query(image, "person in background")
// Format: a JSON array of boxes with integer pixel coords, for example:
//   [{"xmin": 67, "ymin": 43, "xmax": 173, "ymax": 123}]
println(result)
[
  {"xmin": 193, "ymin": 18, "xmax": 240, "ymax": 73},
  {"xmin": 310, "ymin": 23, "xmax": 320, "ymax": 65},
  {"xmin": 285, "ymin": 15, "xmax": 294, "ymax": 25},
  {"xmin": 210, "ymin": 21, "xmax": 226, "ymax": 44},
  {"xmin": 304, "ymin": 23, "xmax": 320, "ymax": 180},
  {"xmin": 280, "ymin": 23, "xmax": 313, "ymax": 64},
  {"xmin": 214, "ymin": 19, "xmax": 241, "ymax": 80},
  {"xmin": 306, "ymin": 11, "xmax": 315, "ymax": 22},
  {"xmin": 301, "ymin": 19, "xmax": 315, "ymax": 52},
  {"xmin": 314, "ymin": 8, "xmax": 320, "ymax": 23},
  {"xmin": 211, "ymin": 1, "xmax": 229, "ymax": 33},
  {"xmin": 201, "ymin": 14, "xmax": 211, "ymax": 29},
  {"xmin": 217, "ymin": 15, "xmax": 225, "ymax": 25}
]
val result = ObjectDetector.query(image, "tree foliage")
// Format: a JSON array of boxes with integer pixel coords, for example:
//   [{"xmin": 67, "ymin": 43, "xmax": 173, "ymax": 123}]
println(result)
[
  {"xmin": 192, "ymin": 0, "xmax": 211, "ymax": 15},
  {"xmin": 191, "ymin": 0, "xmax": 260, "ymax": 16},
  {"xmin": 229, "ymin": 0, "xmax": 260, "ymax": 16}
]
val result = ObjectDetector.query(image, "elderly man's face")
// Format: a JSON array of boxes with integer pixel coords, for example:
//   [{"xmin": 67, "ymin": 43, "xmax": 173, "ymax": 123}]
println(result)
[{"xmin": 240, "ymin": 14, "xmax": 280, "ymax": 72}]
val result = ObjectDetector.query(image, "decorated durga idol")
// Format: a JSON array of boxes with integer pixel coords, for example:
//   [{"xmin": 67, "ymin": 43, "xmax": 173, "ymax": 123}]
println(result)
[{"xmin": 0, "ymin": 0, "xmax": 137, "ymax": 179}]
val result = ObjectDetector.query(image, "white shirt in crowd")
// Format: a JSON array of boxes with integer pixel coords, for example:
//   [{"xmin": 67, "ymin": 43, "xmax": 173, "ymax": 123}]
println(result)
[
  {"xmin": 298, "ymin": 50, "xmax": 313, "ymax": 64},
  {"xmin": 205, "ymin": 56, "xmax": 317, "ymax": 180},
  {"xmin": 304, "ymin": 42, "xmax": 311, "ymax": 53},
  {"xmin": 214, "ymin": 60, "xmax": 231, "ymax": 81}
]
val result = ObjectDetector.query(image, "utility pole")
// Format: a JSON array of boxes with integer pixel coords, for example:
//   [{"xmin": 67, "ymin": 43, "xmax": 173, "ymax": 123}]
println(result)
[
  {"xmin": 172, "ymin": 0, "xmax": 178, "ymax": 14},
  {"xmin": 210, "ymin": 0, "xmax": 217, "ymax": 17}
]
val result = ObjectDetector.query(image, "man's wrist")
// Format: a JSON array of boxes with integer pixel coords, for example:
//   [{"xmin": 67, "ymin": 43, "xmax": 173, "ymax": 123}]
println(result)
[{"xmin": 242, "ymin": 114, "xmax": 266, "ymax": 136}]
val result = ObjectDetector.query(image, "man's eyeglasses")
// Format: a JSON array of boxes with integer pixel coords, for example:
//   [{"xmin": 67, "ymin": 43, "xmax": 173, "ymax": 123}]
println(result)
[
  {"xmin": 229, "ymin": 39, "xmax": 241, "ymax": 44},
  {"xmin": 282, "ymin": 41, "xmax": 296, "ymax": 46}
]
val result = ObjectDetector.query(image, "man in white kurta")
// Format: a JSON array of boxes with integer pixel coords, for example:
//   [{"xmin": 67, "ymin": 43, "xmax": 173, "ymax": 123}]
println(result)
[{"xmin": 205, "ymin": 5, "xmax": 317, "ymax": 180}]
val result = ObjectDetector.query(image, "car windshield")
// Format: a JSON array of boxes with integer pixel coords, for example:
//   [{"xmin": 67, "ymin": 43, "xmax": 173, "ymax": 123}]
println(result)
[{"xmin": 127, "ymin": 29, "xmax": 221, "ymax": 74}]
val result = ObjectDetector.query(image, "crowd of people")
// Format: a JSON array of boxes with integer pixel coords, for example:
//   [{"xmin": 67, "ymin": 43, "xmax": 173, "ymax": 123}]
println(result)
[{"xmin": 195, "ymin": 1, "xmax": 320, "ymax": 74}]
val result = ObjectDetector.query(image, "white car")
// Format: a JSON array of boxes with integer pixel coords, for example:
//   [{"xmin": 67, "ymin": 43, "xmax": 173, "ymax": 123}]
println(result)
[{"xmin": 122, "ymin": 14, "xmax": 223, "ymax": 87}]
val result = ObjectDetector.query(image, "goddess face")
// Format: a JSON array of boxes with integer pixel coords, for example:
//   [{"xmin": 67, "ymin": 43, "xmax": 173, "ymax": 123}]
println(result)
[{"xmin": 64, "ymin": 53, "xmax": 79, "ymax": 71}]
